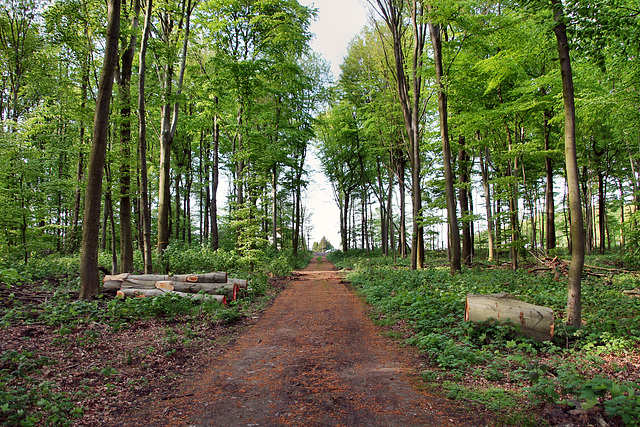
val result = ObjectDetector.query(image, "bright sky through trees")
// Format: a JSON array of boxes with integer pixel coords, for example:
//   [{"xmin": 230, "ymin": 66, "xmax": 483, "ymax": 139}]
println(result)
[{"xmin": 299, "ymin": 0, "xmax": 369, "ymax": 249}]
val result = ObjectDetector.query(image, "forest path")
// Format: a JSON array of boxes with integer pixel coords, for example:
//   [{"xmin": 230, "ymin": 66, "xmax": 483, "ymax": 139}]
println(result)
[{"xmin": 125, "ymin": 255, "xmax": 489, "ymax": 426}]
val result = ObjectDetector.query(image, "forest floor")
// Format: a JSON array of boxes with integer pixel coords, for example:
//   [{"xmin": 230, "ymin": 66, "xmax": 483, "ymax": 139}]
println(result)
[
  {"xmin": 108, "ymin": 254, "xmax": 493, "ymax": 426},
  {"xmin": 5, "ymin": 255, "xmax": 628, "ymax": 426}
]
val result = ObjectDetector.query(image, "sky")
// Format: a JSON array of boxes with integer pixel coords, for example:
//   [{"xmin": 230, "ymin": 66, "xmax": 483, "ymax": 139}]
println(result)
[{"xmin": 298, "ymin": 0, "xmax": 370, "ymax": 249}]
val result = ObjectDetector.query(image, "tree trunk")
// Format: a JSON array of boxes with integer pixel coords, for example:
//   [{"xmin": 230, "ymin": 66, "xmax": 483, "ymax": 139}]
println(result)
[
  {"xmin": 398, "ymin": 155, "xmax": 407, "ymax": 259},
  {"xmin": 272, "ymin": 164, "xmax": 278, "ymax": 249},
  {"xmin": 598, "ymin": 170, "xmax": 606, "ymax": 254},
  {"xmin": 544, "ymin": 109, "xmax": 556, "ymax": 253},
  {"xmin": 387, "ymin": 158, "xmax": 394, "ymax": 256},
  {"xmin": 79, "ymin": 0, "xmax": 121, "ymax": 298},
  {"xmin": 553, "ymin": 0, "xmax": 584, "ymax": 328},
  {"xmin": 479, "ymin": 146, "xmax": 495, "ymax": 261},
  {"xmin": 138, "ymin": 0, "xmax": 153, "ymax": 273},
  {"xmin": 157, "ymin": 0, "xmax": 192, "ymax": 257},
  {"xmin": 429, "ymin": 16, "xmax": 461, "ymax": 273},
  {"xmin": 210, "ymin": 108, "xmax": 220, "ymax": 249},
  {"xmin": 458, "ymin": 136, "xmax": 472, "ymax": 265},
  {"xmin": 118, "ymin": 0, "xmax": 140, "ymax": 274}
]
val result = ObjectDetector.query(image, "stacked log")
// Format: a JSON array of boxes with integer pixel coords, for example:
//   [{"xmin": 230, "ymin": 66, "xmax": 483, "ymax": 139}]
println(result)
[
  {"xmin": 104, "ymin": 272, "xmax": 249, "ymax": 305},
  {"xmin": 465, "ymin": 292, "xmax": 554, "ymax": 342}
]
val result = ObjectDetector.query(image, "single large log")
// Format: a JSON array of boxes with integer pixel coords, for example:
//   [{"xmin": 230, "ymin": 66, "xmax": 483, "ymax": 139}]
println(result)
[
  {"xmin": 172, "ymin": 272, "xmax": 227, "ymax": 283},
  {"xmin": 227, "ymin": 278, "xmax": 248, "ymax": 289},
  {"xmin": 155, "ymin": 281, "xmax": 239, "ymax": 300},
  {"xmin": 115, "ymin": 288, "xmax": 226, "ymax": 305},
  {"xmin": 465, "ymin": 292, "xmax": 554, "ymax": 341}
]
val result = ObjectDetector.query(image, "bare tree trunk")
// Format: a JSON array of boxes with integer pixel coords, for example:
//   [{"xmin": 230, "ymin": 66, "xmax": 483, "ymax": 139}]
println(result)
[
  {"xmin": 210, "ymin": 108, "xmax": 220, "ymax": 249},
  {"xmin": 118, "ymin": 0, "xmax": 140, "ymax": 273},
  {"xmin": 479, "ymin": 146, "xmax": 495, "ymax": 261},
  {"xmin": 553, "ymin": 0, "xmax": 584, "ymax": 327},
  {"xmin": 272, "ymin": 164, "xmax": 278, "ymax": 249},
  {"xmin": 79, "ymin": 0, "xmax": 120, "ymax": 298},
  {"xmin": 372, "ymin": 0, "xmax": 425, "ymax": 269},
  {"xmin": 598, "ymin": 170, "xmax": 606, "ymax": 254},
  {"xmin": 620, "ymin": 179, "xmax": 625, "ymax": 248},
  {"xmin": 157, "ymin": 0, "xmax": 192, "ymax": 257},
  {"xmin": 544, "ymin": 109, "xmax": 556, "ymax": 253},
  {"xmin": 138, "ymin": 0, "xmax": 153, "ymax": 273},
  {"xmin": 458, "ymin": 136, "xmax": 471, "ymax": 265},
  {"xmin": 398, "ymin": 156, "xmax": 407, "ymax": 259},
  {"xmin": 429, "ymin": 14, "xmax": 461, "ymax": 273}
]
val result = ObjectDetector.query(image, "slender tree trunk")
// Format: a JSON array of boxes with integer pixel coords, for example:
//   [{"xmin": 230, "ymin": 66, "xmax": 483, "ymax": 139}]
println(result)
[
  {"xmin": 272, "ymin": 164, "xmax": 278, "ymax": 249},
  {"xmin": 373, "ymin": 0, "xmax": 425, "ymax": 268},
  {"xmin": 157, "ymin": 0, "xmax": 192, "ymax": 257},
  {"xmin": 138, "ymin": 0, "xmax": 153, "ymax": 273},
  {"xmin": 458, "ymin": 136, "xmax": 471, "ymax": 265},
  {"xmin": 292, "ymin": 149, "xmax": 306, "ymax": 257},
  {"xmin": 118, "ymin": 0, "xmax": 139, "ymax": 273},
  {"xmin": 429, "ymin": 16, "xmax": 461, "ymax": 273},
  {"xmin": 387, "ymin": 158, "xmax": 394, "ymax": 256},
  {"xmin": 544, "ymin": 114, "xmax": 556, "ymax": 253},
  {"xmin": 479, "ymin": 147, "xmax": 495, "ymax": 261},
  {"xmin": 79, "ymin": 0, "xmax": 120, "ymax": 298},
  {"xmin": 210, "ymin": 109, "xmax": 220, "ymax": 249},
  {"xmin": 598, "ymin": 170, "xmax": 606, "ymax": 254},
  {"xmin": 553, "ymin": 0, "xmax": 584, "ymax": 327},
  {"xmin": 620, "ymin": 179, "xmax": 625, "ymax": 248},
  {"xmin": 398, "ymin": 157, "xmax": 407, "ymax": 259}
]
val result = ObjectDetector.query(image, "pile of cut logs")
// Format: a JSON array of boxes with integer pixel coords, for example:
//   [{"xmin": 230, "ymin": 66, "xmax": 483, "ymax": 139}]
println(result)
[{"xmin": 103, "ymin": 272, "xmax": 248, "ymax": 306}]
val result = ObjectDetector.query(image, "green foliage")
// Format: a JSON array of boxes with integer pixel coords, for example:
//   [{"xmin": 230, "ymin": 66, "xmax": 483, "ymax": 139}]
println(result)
[
  {"xmin": 0, "ymin": 350, "xmax": 83, "ymax": 426},
  {"xmin": 527, "ymin": 363, "xmax": 640, "ymax": 426},
  {"xmin": 622, "ymin": 213, "xmax": 640, "ymax": 270},
  {"xmin": 337, "ymin": 250, "xmax": 640, "ymax": 422},
  {"xmin": 163, "ymin": 244, "xmax": 242, "ymax": 275}
]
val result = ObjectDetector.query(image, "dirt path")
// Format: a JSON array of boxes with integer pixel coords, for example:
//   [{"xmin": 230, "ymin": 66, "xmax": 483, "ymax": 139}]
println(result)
[{"xmin": 125, "ymin": 256, "xmax": 490, "ymax": 426}]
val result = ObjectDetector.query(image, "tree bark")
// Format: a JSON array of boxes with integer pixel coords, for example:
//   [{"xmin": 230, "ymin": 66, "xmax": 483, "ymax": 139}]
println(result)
[
  {"xmin": 118, "ymin": 0, "xmax": 140, "ymax": 274},
  {"xmin": 210, "ymin": 107, "xmax": 220, "ymax": 249},
  {"xmin": 429, "ymin": 15, "xmax": 461, "ymax": 273},
  {"xmin": 479, "ymin": 146, "xmax": 495, "ymax": 261},
  {"xmin": 157, "ymin": 0, "xmax": 192, "ymax": 257},
  {"xmin": 138, "ymin": 0, "xmax": 153, "ymax": 273},
  {"xmin": 544, "ymin": 109, "xmax": 556, "ymax": 253},
  {"xmin": 372, "ymin": 0, "xmax": 425, "ymax": 269},
  {"xmin": 465, "ymin": 293, "xmax": 554, "ymax": 342},
  {"xmin": 458, "ymin": 136, "xmax": 472, "ymax": 265},
  {"xmin": 79, "ymin": 0, "xmax": 121, "ymax": 299},
  {"xmin": 553, "ymin": 0, "xmax": 584, "ymax": 328}
]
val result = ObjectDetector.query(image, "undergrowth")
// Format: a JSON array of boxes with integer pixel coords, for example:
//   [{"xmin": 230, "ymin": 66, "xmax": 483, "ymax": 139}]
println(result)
[
  {"xmin": 328, "ymin": 250, "xmax": 640, "ymax": 425},
  {"xmin": 0, "ymin": 245, "xmax": 310, "ymax": 426}
]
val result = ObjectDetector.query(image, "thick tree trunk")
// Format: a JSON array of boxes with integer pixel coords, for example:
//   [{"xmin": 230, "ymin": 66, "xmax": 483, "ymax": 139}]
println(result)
[
  {"xmin": 465, "ymin": 293, "xmax": 554, "ymax": 341},
  {"xmin": 553, "ymin": 0, "xmax": 584, "ymax": 328},
  {"xmin": 79, "ymin": 0, "xmax": 121, "ymax": 299}
]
